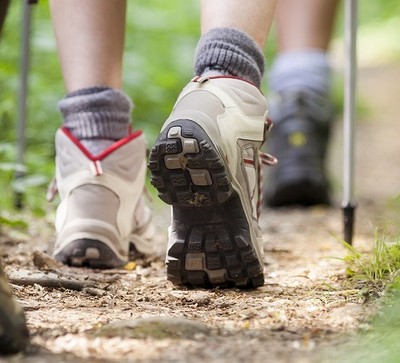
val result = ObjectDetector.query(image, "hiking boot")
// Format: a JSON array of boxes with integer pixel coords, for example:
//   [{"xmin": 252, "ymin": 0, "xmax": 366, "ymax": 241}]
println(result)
[
  {"xmin": 264, "ymin": 91, "xmax": 333, "ymax": 207},
  {"xmin": 0, "ymin": 261, "xmax": 29, "ymax": 354},
  {"xmin": 49, "ymin": 127, "xmax": 154, "ymax": 268},
  {"xmin": 148, "ymin": 76, "xmax": 276, "ymax": 288}
]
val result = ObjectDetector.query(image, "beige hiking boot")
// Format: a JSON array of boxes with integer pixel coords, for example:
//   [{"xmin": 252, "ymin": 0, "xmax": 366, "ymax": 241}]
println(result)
[
  {"xmin": 50, "ymin": 128, "xmax": 154, "ymax": 268},
  {"xmin": 148, "ymin": 76, "xmax": 276, "ymax": 288}
]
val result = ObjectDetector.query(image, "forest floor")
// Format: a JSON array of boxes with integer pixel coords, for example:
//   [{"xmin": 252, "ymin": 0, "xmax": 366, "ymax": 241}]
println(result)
[{"xmin": 1, "ymin": 64, "xmax": 399, "ymax": 363}]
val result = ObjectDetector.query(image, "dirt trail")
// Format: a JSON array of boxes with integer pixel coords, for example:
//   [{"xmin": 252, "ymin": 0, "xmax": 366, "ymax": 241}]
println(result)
[{"xmin": 1, "ymin": 65, "xmax": 399, "ymax": 363}]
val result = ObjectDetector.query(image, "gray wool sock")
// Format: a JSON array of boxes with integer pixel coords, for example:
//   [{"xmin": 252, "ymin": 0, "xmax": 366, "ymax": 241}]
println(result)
[
  {"xmin": 268, "ymin": 49, "xmax": 331, "ymax": 97},
  {"xmin": 267, "ymin": 49, "xmax": 334, "ymax": 126},
  {"xmin": 194, "ymin": 27, "xmax": 265, "ymax": 88},
  {"xmin": 59, "ymin": 87, "xmax": 132, "ymax": 154}
]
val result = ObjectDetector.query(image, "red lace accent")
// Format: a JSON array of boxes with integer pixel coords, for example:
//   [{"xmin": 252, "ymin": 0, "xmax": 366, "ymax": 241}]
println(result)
[{"xmin": 256, "ymin": 119, "xmax": 278, "ymax": 218}]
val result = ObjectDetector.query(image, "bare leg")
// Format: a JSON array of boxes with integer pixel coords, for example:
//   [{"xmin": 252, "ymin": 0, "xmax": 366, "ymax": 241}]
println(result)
[
  {"xmin": 50, "ymin": 0, "xmax": 126, "ymax": 92},
  {"xmin": 49, "ymin": 1, "xmax": 153, "ymax": 270},
  {"xmin": 265, "ymin": 0, "xmax": 340, "ymax": 207},
  {"xmin": 276, "ymin": 0, "xmax": 339, "ymax": 51},
  {"xmin": 196, "ymin": 0, "xmax": 278, "ymax": 87},
  {"xmin": 269, "ymin": 0, "xmax": 339, "ymax": 94},
  {"xmin": 201, "ymin": 0, "xmax": 278, "ymax": 48},
  {"xmin": 49, "ymin": 0, "xmax": 131, "ymax": 149}
]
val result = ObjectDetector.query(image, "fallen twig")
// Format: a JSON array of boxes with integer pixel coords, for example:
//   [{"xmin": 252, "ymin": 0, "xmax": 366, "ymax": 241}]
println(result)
[{"xmin": 8, "ymin": 270, "xmax": 97, "ymax": 291}]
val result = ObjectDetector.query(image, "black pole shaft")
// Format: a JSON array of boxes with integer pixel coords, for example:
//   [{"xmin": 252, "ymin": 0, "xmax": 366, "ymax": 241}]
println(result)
[{"xmin": 343, "ymin": 202, "xmax": 356, "ymax": 244}]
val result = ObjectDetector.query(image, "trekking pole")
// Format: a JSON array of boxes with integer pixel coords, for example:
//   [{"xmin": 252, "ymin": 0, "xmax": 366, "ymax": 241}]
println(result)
[
  {"xmin": 14, "ymin": 0, "xmax": 37, "ymax": 208},
  {"xmin": 342, "ymin": 0, "xmax": 358, "ymax": 244}
]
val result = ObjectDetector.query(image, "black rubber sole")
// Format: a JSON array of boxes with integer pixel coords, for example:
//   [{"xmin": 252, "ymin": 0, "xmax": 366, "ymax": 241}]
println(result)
[
  {"xmin": 266, "ymin": 179, "xmax": 330, "ymax": 207},
  {"xmin": 148, "ymin": 119, "xmax": 264, "ymax": 288},
  {"xmin": 265, "ymin": 115, "xmax": 331, "ymax": 208},
  {"xmin": 54, "ymin": 239, "xmax": 126, "ymax": 269}
]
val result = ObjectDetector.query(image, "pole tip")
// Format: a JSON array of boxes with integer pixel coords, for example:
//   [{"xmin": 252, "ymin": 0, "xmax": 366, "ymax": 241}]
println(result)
[{"xmin": 342, "ymin": 202, "xmax": 356, "ymax": 245}]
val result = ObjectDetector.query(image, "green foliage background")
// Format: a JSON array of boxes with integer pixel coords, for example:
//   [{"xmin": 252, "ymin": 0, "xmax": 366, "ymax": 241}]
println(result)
[
  {"xmin": 0, "ymin": 0, "xmax": 400, "ymax": 214},
  {"xmin": 1, "ymin": 1, "xmax": 400, "ymax": 358},
  {"xmin": 0, "ymin": 0, "xmax": 201, "ymax": 213}
]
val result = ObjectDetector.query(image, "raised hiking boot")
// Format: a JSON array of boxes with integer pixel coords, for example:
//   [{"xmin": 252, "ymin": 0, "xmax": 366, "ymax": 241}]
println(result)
[
  {"xmin": 264, "ymin": 91, "xmax": 333, "ymax": 207},
  {"xmin": 49, "ymin": 127, "xmax": 154, "ymax": 268},
  {"xmin": 148, "ymin": 76, "xmax": 277, "ymax": 288},
  {"xmin": 0, "ymin": 261, "xmax": 29, "ymax": 354}
]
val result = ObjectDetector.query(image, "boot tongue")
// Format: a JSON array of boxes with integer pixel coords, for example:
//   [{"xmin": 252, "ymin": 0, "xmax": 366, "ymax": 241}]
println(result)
[{"xmin": 80, "ymin": 139, "xmax": 115, "ymax": 157}]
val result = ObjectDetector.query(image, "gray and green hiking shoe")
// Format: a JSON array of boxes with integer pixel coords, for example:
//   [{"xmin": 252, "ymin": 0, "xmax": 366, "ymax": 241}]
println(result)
[
  {"xmin": 149, "ymin": 76, "xmax": 276, "ymax": 288},
  {"xmin": 264, "ymin": 91, "xmax": 333, "ymax": 207}
]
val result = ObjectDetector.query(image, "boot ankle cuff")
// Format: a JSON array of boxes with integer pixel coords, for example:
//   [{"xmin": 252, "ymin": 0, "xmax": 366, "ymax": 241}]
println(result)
[
  {"xmin": 195, "ymin": 27, "xmax": 265, "ymax": 88},
  {"xmin": 59, "ymin": 88, "xmax": 132, "ymax": 141}
]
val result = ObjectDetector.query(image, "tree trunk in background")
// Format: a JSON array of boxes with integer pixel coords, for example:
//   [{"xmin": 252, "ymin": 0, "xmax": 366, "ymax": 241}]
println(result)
[{"xmin": 0, "ymin": 0, "xmax": 10, "ymax": 36}]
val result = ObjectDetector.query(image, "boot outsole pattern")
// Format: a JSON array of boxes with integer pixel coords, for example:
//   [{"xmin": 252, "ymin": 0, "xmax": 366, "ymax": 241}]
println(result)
[
  {"xmin": 149, "ymin": 119, "xmax": 264, "ymax": 289},
  {"xmin": 54, "ymin": 239, "xmax": 126, "ymax": 269}
]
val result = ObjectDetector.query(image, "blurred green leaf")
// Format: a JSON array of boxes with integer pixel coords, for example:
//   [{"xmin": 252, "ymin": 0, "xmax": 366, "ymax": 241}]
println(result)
[{"xmin": 0, "ymin": 215, "xmax": 28, "ymax": 230}]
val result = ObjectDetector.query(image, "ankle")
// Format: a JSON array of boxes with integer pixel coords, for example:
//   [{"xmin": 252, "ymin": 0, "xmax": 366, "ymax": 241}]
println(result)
[
  {"xmin": 194, "ymin": 27, "xmax": 265, "ymax": 88},
  {"xmin": 58, "ymin": 87, "xmax": 132, "ymax": 155},
  {"xmin": 268, "ymin": 49, "xmax": 332, "ymax": 97}
]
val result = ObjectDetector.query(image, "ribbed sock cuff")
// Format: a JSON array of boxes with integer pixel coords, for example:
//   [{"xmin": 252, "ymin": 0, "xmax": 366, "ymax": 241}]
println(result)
[
  {"xmin": 194, "ymin": 27, "xmax": 265, "ymax": 87},
  {"xmin": 59, "ymin": 87, "xmax": 132, "ymax": 141}
]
